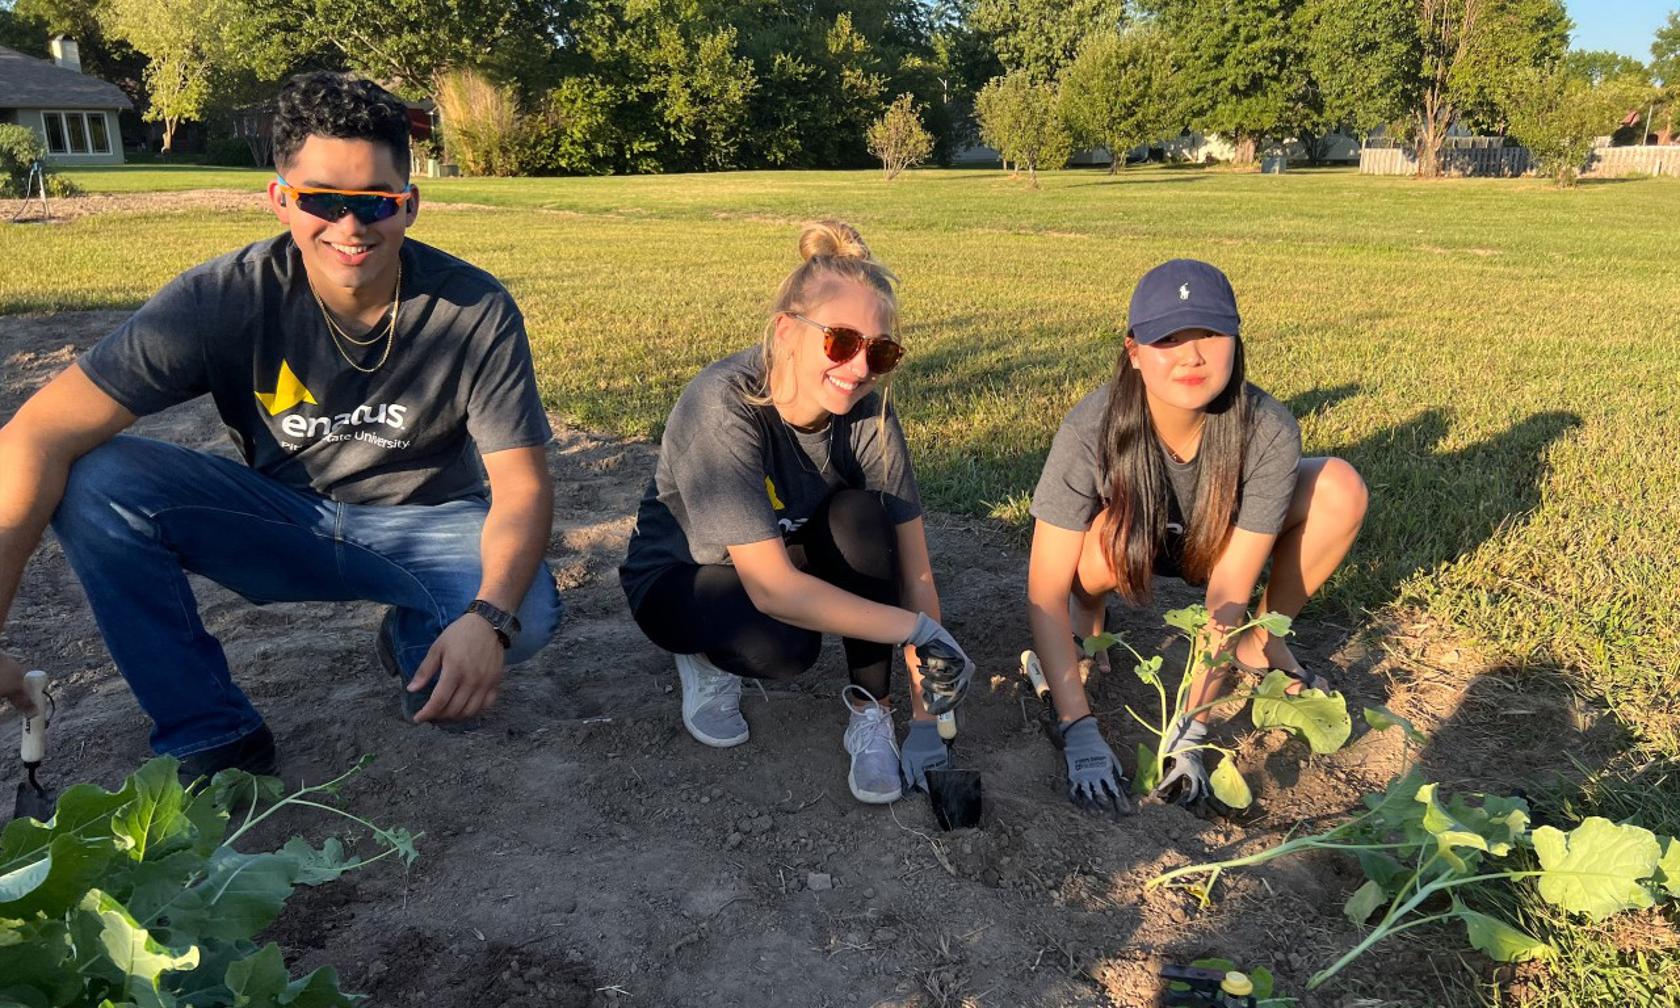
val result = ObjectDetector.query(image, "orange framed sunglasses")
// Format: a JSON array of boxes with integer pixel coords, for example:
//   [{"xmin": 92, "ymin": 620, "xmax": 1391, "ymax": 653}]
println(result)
[{"xmin": 275, "ymin": 175, "xmax": 416, "ymax": 225}]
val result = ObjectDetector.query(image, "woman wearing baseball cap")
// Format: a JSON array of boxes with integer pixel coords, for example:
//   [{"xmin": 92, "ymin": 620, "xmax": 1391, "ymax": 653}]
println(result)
[{"xmin": 1024, "ymin": 259, "xmax": 1367, "ymax": 813}]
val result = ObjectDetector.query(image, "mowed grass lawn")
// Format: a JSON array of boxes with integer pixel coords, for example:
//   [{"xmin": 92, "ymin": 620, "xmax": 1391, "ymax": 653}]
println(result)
[{"xmin": 8, "ymin": 165, "xmax": 1679, "ymax": 759}]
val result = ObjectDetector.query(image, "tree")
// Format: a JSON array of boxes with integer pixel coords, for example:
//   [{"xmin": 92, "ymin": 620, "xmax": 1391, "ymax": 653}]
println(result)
[
  {"xmin": 1651, "ymin": 9, "xmax": 1680, "ymax": 143},
  {"xmin": 866, "ymin": 92, "xmax": 935, "ymax": 179},
  {"xmin": 1503, "ymin": 65, "xmax": 1647, "ymax": 185},
  {"xmin": 1152, "ymin": 0, "xmax": 1306, "ymax": 165},
  {"xmin": 975, "ymin": 70, "xmax": 1072, "ymax": 187},
  {"xmin": 1564, "ymin": 49, "xmax": 1647, "ymax": 86},
  {"xmin": 1057, "ymin": 25, "xmax": 1182, "ymax": 173},
  {"xmin": 1447, "ymin": 0, "xmax": 1569, "ymax": 132},
  {"xmin": 1297, "ymin": 0, "xmax": 1420, "ymax": 141},
  {"xmin": 289, "ymin": 0, "xmax": 532, "ymax": 97},
  {"xmin": 98, "ymin": 0, "xmax": 244, "ymax": 153},
  {"xmin": 971, "ymin": 0, "xmax": 1126, "ymax": 81}
]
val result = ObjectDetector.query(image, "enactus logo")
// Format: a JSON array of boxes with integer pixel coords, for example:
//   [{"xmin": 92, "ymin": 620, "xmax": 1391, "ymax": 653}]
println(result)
[{"xmin": 255, "ymin": 360, "xmax": 411, "ymax": 447}]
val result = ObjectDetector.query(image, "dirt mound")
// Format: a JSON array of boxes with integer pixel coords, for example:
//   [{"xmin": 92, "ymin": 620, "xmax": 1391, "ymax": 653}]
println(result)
[{"xmin": 0, "ymin": 311, "xmax": 1620, "ymax": 1006}]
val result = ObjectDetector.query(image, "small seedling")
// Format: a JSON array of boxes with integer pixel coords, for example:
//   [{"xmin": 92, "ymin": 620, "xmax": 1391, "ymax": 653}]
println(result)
[
  {"xmin": 1088, "ymin": 605, "xmax": 1351, "ymax": 809},
  {"xmin": 1149, "ymin": 709, "xmax": 1680, "ymax": 988}
]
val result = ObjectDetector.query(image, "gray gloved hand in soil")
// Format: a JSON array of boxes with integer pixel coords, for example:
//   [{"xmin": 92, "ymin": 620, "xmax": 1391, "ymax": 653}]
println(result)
[
  {"xmin": 1059, "ymin": 715, "xmax": 1130, "ymax": 816},
  {"xmin": 904, "ymin": 613, "xmax": 975, "ymax": 716},
  {"xmin": 898, "ymin": 718, "xmax": 951, "ymax": 792},
  {"xmin": 1156, "ymin": 716, "xmax": 1210, "ymax": 806}
]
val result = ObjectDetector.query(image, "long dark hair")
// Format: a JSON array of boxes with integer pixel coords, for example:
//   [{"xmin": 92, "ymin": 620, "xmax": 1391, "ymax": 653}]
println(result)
[{"xmin": 1099, "ymin": 335, "xmax": 1252, "ymax": 602}]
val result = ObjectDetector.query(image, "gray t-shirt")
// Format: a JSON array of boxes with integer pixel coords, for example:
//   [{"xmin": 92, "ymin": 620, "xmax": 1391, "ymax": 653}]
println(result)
[
  {"xmin": 1030, "ymin": 382, "xmax": 1301, "ymax": 535},
  {"xmin": 79, "ymin": 235, "xmax": 551, "ymax": 506},
  {"xmin": 620, "ymin": 347, "xmax": 923, "ymax": 611}
]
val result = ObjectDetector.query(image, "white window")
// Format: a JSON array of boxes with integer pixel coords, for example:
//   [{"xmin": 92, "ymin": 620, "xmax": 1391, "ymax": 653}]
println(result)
[{"xmin": 41, "ymin": 111, "xmax": 112, "ymax": 155}]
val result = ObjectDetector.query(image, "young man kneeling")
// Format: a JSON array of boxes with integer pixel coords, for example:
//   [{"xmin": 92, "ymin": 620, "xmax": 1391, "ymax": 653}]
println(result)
[{"xmin": 0, "ymin": 72, "xmax": 562, "ymax": 777}]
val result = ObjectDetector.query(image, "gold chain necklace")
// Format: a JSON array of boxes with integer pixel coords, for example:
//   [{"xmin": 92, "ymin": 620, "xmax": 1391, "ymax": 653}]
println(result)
[
  {"xmin": 1162, "ymin": 415, "xmax": 1208, "ymax": 463},
  {"xmin": 312, "ymin": 262, "xmax": 402, "ymax": 374}
]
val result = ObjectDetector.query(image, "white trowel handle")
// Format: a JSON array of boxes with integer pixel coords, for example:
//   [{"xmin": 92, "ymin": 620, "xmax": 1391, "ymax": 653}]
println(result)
[
  {"xmin": 1020, "ymin": 650, "xmax": 1051, "ymax": 701},
  {"xmin": 936, "ymin": 710, "xmax": 957, "ymax": 741},
  {"xmin": 20, "ymin": 670, "xmax": 47, "ymax": 765}
]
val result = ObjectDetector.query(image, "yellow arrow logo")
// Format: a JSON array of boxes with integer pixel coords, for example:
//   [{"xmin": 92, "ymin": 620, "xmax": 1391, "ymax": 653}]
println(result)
[{"xmin": 255, "ymin": 360, "xmax": 318, "ymax": 416}]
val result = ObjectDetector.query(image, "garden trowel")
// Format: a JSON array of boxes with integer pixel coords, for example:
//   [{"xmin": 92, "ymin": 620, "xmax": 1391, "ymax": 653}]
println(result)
[
  {"xmin": 917, "ymin": 640, "xmax": 982, "ymax": 830},
  {"xmin": 11, "ymin": 670, "xmax": 55, "ymax": 823}
]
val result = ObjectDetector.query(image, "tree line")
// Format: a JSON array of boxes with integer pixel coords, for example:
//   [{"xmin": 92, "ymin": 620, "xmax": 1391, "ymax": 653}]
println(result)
[{"xmin": 1, "ymin": 0, "xmax": 1675, "ymax": 184}]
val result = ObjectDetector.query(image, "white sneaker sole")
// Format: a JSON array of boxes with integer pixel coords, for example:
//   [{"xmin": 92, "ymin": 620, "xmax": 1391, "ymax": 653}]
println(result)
[
  {"xmin": 848, "ymin": 768, "xmax": 903, "ymax": 804},
  {"xmin": 675, "ymin": 653, "xmax": 749, "ymax": 748}
]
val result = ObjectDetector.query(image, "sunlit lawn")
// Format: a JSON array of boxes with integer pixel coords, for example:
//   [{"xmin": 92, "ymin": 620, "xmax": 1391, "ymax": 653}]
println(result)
[{"xmin": 11, "ymin": 164, "xmax": 1680, "ymax": 752}]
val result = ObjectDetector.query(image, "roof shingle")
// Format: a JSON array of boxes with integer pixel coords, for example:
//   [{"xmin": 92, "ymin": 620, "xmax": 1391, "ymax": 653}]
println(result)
[{"xmin": 0, "ymin": 45, "xmax": 133, "ymax": 110}]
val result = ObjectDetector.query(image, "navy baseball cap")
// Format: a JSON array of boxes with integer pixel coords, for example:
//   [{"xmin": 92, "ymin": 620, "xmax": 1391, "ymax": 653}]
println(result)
[{"xmin": 1126, "ymin": 259, "xmax": 1240, "ymax": 345}]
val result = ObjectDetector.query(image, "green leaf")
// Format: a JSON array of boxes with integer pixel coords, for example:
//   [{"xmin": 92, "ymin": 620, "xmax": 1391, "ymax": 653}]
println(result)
[
  {"xmin": 226, "ymin": 944, "xmax": 357, "ymax": 1008},
  {"xmin": 1656, "ymin": 836, "xmax": 1680, "ymax": 899},
  {"xmin": 165, "ymin": 850, "xmax": 297, "ymax": 943},
  {"xmin": 1532, "ymin": 818, "xmax": 1661, "ymax": 921},
  {"xmin": 1209, "ymin": 759, "xmax": 1252, "ymax": 809},
  {"xmin": 1362, "ymin": 705, "xmax": 1428, "ymax": 744},
  {"xmin": 73, "ymin": 889, "xmax": 199, "ymax": 996},
  {"xmin": 1249, "ymin": 966, "xmax": 1274, "ymax": 999},
  {"xmin": 279, "ymin": 838, "xmax": 359, "ymax": 887},
  {"xmin": 1343, "ymin": 879, "xmax": 1387, "ymax": 924},
  {"xmin": 1133, "ymin": 655, "xmax": 1163, "ymax": 686},
  {"xmin": 1080, "ymin": 631, "xmax": 1118, "ymax": 657},
  {"xmin": 0, "ymin": 778, "xmax": 131, "ymax": 878},
  {"xmin": 1249, "ymin": 672, "xmax": 1352, "ymax": 754},
  {"xmin": 1353, "ymin": 850, "xmax": 1410, "ymax": 893},
  {"xmin": 1134, "ymin": 743, "xmax": 1160, "ymax": 795},
  {"xmin": 110, "ymin": 759, "xmax": 194, "ymax": 863},
  {"xmin": 0, "ymin": 833, "xmax": 117, "ymax": 918},
  {"xmin": 1252, "ymin": 612, "xmax": 1292, "ymax": 638},
  {"xmin": 1416, "ymin": 783, "xmax": 1492, "ymax": 873},
  {"xmin": 1456, "ymin": 907, "xmax": 1550, "ymax": 962},
  {"xmin": 1163, "ymin": 605, "xmax": 1207, "ymax": 634}
]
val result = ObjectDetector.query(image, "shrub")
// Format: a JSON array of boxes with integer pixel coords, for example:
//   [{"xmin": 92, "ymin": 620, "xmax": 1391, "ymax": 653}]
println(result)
[
  {"xmin": 1504, "ymin": 67, "xmax": 1651, "ymax": 186},
  {"xmin": 975, "ymin": 71, "xmax": 1072, "ymax": 189},
  {"xmin": 205, "ymin": 134, "xmax": 258, "ymax": 167},
  {"xmin": 865, "ymin": 93, "xmax": 934, "ymax": 180},
  {"xmin": 0, "ymin": 122, "xmax": 47, "ymax": 197},
  {"xmin": 44, "ymin": 173, "xmax": 82, "ymax": 197},
  {"xmin": 434, "ymin": 68, "xmax": 520, "ymax": 176}
]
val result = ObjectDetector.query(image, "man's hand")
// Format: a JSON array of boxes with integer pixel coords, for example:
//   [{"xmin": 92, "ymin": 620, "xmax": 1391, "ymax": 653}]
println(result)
[
  {"xmin": 408, "ymin": 615, "xmax": 505, "ymax": 722},
  {"xmin": 1, "ymin": 653, "xmax": 40, "ymax": 717}
]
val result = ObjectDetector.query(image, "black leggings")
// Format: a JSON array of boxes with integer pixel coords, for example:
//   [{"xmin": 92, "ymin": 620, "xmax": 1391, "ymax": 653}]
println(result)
[{"xmin": 631, "ymin": 489, "xmax": 900, "ymax": 697}]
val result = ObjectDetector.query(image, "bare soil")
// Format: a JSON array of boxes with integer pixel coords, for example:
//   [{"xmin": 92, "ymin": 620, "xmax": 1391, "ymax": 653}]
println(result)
[{"xmin": 0, "ymin": 312, "xmax": 1626, "ymax": 1007}]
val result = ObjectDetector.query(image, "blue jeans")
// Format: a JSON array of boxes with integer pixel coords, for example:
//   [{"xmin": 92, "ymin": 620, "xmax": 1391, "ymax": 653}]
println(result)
[{"xmin": 50, "ymin": 435, "xmax": 564, "ymax": 757}]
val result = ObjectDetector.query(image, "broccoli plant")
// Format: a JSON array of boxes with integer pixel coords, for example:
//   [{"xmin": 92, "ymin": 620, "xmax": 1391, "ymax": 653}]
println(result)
[
  {"xmin": 1086, "ymin": 605, "xmax": 1352, "ymax": 809},
  {"xmin": 0, "ymin": 755, "xmax": 417, "ymax": 1006},
  {"xmin": 1149, "ymin": 709, "xmax": 1680, "ymax": 989}
]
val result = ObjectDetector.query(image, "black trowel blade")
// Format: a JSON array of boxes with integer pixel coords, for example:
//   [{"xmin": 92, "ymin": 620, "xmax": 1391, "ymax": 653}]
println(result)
[{"xmin": 926, "ymin": 768, "xmax": 982, "ymax": 831}]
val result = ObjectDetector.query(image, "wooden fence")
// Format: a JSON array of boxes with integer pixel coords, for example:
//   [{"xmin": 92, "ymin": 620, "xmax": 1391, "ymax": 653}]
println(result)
[{"xmin": 1360, "ymin": 144, "xmax": 1680, "ymax": 178}]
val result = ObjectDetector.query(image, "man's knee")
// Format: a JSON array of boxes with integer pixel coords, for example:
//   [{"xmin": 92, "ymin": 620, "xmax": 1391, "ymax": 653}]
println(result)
[
  {"xmin": 506, "ymin": 568, "xmax": 564, "ymax": 664},
  {"xmin": 53, "ymin": 436, "xmax": 172, "ymax": 542}
]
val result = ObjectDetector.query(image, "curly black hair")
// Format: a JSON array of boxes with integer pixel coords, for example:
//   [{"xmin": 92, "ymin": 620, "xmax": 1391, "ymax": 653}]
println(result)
[{"xmin": 272, "ymin": 72, "xmax": 411, "ymax": 178}]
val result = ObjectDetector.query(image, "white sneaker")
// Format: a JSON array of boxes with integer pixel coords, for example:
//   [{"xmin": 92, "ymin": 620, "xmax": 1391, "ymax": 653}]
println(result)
[
  {"xmin": 841, "ymin": 685, "xmax": 903, "ymax": 804},
  {"xmin": 675, "ymin": 652, "xmax": 749, "ymax": 748}
]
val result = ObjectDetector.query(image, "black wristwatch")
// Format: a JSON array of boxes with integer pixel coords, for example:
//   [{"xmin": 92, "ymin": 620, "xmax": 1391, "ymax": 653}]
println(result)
[{"xmin": 465, "ymin": 599, "xmax": 521, "ymax": 649}]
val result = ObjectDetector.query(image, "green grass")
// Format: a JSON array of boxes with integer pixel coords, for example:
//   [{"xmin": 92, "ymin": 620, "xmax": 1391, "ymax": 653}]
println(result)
[
  {"xmin": 57, "ymin": 164, "xmax": 273, "ymax": 192},
  {"xmin": 8, "ymin": 162, "xmax": 1680, "ymax": 1004}
]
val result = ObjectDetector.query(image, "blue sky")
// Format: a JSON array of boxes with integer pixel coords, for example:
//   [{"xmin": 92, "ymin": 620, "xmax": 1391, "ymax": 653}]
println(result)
[{"xmin": 1566, "ymin": 1, "xmax": 1674, "ymax": 61}]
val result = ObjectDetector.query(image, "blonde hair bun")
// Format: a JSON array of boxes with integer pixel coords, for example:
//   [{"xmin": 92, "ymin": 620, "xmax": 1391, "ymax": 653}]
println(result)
[{"xmin": 798, "ymin": 219, "xmax": 872, "ymax": 263}]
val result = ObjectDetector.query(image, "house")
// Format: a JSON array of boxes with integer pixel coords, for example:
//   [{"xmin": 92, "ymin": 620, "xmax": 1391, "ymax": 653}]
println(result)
[{"xmin": 0, "ymin": 37, "xmax": 133, "ymax": 165}]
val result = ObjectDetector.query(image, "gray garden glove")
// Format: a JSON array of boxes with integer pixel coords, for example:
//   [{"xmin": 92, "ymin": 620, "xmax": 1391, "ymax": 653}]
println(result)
[
  {"xmin": 905, "ymin": 613, "xmax": 975, "ymax": 716},
  {"xmin": 1156, "ymin": 716, "xmax": 1210, "ymax": 807},
  {"xmin": 898, "ymin": 718, "xmax": 951, "ymax": 793},
  {"xmin": 1059, "ymin": 715, "xmax": 1131, "ymax": 817}
]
